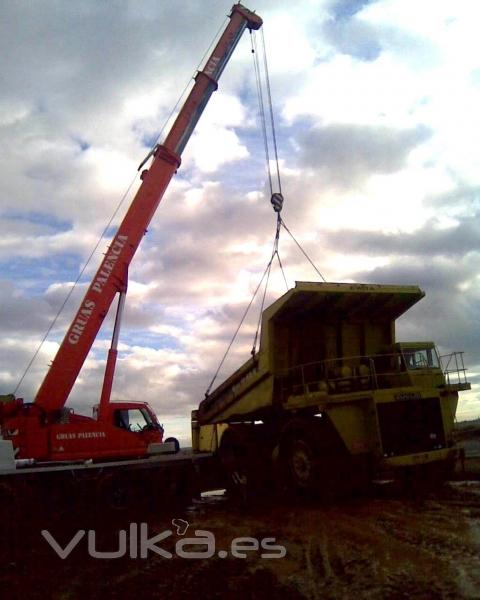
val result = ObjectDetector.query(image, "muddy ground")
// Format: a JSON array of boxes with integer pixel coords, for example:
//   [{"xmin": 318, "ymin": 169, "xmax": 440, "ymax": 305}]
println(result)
[{"xmin": 1, "ymin": 473, "xmax": 479, "ymax": 600}]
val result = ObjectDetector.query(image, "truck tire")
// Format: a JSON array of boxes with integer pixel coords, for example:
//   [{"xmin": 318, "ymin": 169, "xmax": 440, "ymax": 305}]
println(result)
[
  {"xmin": 218, "ymin": 425, "xmax": 272, "ymax": 501},
  {"xmin": 278, "ymin": 416, "xmax": 356, "ymax": 499},
  {"xmin": 278, "ymin": 419, "xmax": 323, "ymax": 496}
]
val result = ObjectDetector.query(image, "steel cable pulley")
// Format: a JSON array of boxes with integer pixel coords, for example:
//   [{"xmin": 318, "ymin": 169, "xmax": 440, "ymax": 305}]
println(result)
[{"xmin": 271, "ymin": 192, "xmax": 283, "ymax": 213}]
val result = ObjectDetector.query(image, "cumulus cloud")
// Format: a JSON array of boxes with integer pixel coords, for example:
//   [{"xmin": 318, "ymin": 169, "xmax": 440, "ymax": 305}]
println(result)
[
  {"xmin": 324, "ymin": 215, "xmax": 480, "ymax": 258},
  {"xmin": 1, "ymin": 0, "xmax": 478, "ymax": 433},
  {"xmin": 297, "ymin": 123, "xmax": 432, "ymax": 187},
  {"xmin": 0, "ymin": 282, "xmax": 53, "ymax": 334}
]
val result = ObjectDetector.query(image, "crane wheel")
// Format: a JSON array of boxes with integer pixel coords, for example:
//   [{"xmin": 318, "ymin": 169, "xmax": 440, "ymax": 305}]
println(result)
[
  {"xmin": 97, "ymin": 472, "xmax": 133, "ymax": 511},
  {"xmin": 164, "ymin": 437, "xmax": 180, "ymax": 453}
]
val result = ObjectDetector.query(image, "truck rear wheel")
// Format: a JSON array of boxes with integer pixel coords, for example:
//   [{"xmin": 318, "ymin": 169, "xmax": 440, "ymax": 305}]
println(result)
[{"xmin": 218, "ymin": 425, "xmax": 272, "ymax": 501}]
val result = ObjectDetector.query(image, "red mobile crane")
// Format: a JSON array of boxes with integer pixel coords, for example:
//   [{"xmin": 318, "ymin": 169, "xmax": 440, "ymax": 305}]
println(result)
[{"xmin": 0, "ymin": 4, "xmax": 263, "ymax": 464}]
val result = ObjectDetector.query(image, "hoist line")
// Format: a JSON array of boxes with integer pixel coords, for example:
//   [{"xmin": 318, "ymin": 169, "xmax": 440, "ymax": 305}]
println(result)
[
  {"xmin": 205, "ymin": 23, "xmax": 329, "ymax": 395},
  {"xmin": 204, "ymin": 245, "xmax": 278, "ymax": 398},
  {"xmin": 275, "ymin": 244, "xmax": 289, "ymax": 291},
  {"xmin": 251, "ymin": 215, "xmax": 281, "ymax": 355},
  {"xmin": 250, "ymin": 30, "xmax": 273, "ymax": 196},
  {"xmin": 208, "ymin": 30, "xmax": 289, "ymax": 377},
  {"xmin": 260, "ymin": 28, "xmax": 282, "ymax": 195},
  {"xmin": 14, "ymin": 16, "xmax": 230, "ymax": 396},
  {"xmin": 248, "ymin": 28, "xmax": 288, "ymax": 355}
]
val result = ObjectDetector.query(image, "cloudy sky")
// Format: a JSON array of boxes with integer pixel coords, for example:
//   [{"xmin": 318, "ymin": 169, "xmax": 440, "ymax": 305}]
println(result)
[{"xmin": 1, "ymin": 0, "xmax": 478, "ymax": 442}]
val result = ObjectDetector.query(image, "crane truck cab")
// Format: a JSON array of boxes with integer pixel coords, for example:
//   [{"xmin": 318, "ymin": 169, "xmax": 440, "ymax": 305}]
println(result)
[{"xmin": 0, "ymin": 396, "xmax": 168, "ymax": 462}]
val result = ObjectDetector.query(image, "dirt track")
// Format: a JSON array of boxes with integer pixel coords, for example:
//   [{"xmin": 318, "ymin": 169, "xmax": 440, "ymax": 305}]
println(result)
[
  {"xmin": 1, "ymin": 480, "xmax": 479, "ymax": 600},
  {"xmin": 182, "ymin": 483, "xmax": 480, "ymax": 599}
]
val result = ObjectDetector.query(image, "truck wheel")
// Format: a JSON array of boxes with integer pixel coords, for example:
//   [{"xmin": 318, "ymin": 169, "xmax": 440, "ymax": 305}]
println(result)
[
  {"xmin": 218, "ymin": 425, "xmax": 272, "ymax": 501},
  {"xmin": 278, "ymin": 417, "xmax": 349, "ymax": 499},
  {"xmin": 280, "ymin": 428, "xmax": 320, "ymax": 494},
  {"xmin": 218, "ymin": 427, "xmax": 250, "ymax": 501}
]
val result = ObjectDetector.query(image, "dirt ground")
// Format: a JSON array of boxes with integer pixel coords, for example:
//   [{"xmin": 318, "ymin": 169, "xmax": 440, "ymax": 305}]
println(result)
[{"xmin": 1, "ymin": 474, "xmax": 479, "ymax": 600}]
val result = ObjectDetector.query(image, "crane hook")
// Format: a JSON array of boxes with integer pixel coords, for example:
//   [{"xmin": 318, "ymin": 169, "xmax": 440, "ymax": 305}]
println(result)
[{"xmin": 271, "ymin": 192, "xmax": 283, "ymax": 213}]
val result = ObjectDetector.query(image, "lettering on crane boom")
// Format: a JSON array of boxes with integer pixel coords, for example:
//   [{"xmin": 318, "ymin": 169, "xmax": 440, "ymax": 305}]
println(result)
[
  {"xmin": 92, "ymin": 235, "xmax": 128, "ymax": 293},
  {"xmin": 204, "ymin": 56, "xmax": 220, "ymax": 77},
  {"xmin": 67, "ymin": 235, "xmax": 128, "ymax": 345}
]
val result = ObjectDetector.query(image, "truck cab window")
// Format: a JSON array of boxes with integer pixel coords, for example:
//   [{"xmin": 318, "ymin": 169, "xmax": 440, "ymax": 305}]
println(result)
[
  {"xmin": 114, "ymin": 408, "xmax": 151, "ymax": 432},
  {"xmin": 402, "ymin": 348, "xmax": 439, "ymax": 370}
]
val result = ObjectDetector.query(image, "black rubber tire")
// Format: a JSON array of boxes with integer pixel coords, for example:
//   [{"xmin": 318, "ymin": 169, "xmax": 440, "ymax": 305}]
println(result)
[
  {"xmin": 278, "ymin": 416, "xmax": 365, "ymax": 500},
  {"xmin": 164, "ymin": 437, "xmax": 180, "ymax": 453},
  {"xmin": 279, "ymin": 420, "xmax": 323, "ymax": 496},
  {"xmin": 218, "ymin": 425, "xmax": 273, "ymax": 502}
]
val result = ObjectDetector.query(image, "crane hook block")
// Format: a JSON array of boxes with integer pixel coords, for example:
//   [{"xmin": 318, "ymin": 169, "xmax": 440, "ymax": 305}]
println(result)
[{"xmin": 271, "ymin": 193, "xmax": 284, "ymax": 213}]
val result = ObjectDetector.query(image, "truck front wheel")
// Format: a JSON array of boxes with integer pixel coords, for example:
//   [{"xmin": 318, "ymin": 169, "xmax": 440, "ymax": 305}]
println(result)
[
  {"xmin": 285, "ymin": 437, "xmax": 317, "ymax": 489},
  {"xmin": 278, "ymin": 417, "xmax": 357, "ymax": 499}
]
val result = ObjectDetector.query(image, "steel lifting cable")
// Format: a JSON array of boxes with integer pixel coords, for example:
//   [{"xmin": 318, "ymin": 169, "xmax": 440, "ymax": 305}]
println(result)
[
  {"xmin": 14, "ymin": 17, "xmax": 229, "ymax": 396},
  {"xmin": 205, "ymin": 27, "xmax": 326, "ymax": 396},
  {"xmin": 260, "ymin": 28, "xmax": 282, "ymax": 196},
  {"xmin": 249, "ymin": 28, "xmax": 289, "ymax": 356},
  {"xmin": 204, "ymin": 245, "xmax": 278, "ymax": 398},
  {"xmin": 280, "ymin": 218, "xmax": 327, "ymax": 282},
  {"xmin": 205, "ymin": 30, "xmax": 285, "ymax": 393},
  {"xmin": 252, "ymin": 29, "xmax": 326, "ymax": 285},
  {"xmin": 251, "ymin": 216, "xmax": 280, "ymax": 356},
  {"xmin": 250, "ymin": 29, "xmax": 282, "ymax": 198}
]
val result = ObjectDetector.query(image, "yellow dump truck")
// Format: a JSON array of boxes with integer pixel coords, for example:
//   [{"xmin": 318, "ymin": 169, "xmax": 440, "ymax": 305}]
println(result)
[{"xmin": 192, "ymin": 282, "xmax": 470, "ymax": 494}]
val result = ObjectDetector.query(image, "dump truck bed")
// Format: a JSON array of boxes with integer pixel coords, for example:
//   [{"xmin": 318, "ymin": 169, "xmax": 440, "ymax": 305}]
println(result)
[{"xmin": 199, "ymin": 281, "xmax": 425, "ymax": 424}]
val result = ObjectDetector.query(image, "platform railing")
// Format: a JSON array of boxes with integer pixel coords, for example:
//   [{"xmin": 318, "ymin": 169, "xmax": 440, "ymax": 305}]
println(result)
[
  {"xmin": 278, "ymin": 351, "xmax": 452, "ymax": 400},
  {"xmin": 439, "ymin": 351, "xmax": 470, "ymax": 391}
]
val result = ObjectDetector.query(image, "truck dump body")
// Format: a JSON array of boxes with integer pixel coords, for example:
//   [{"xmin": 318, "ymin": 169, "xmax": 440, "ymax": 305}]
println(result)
[
  {"xmin": 198, "ymin": 282, "xmax": 425, "ymax": 423},
  {"xmin": 196, "ymin": 282, "xmax": 469, "ymax": 484}
]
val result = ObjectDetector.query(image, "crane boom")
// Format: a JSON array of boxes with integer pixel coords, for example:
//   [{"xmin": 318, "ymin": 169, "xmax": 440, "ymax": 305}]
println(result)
[{"xmin": 34, "ymin": 4, "xmax": 262, "ymax": 412}]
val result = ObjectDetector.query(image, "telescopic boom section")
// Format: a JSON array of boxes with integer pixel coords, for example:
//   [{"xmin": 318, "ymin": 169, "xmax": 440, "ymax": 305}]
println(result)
[{"xmin": 34, "ymin": 4, "xmax": 263, "ymax": 412}]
